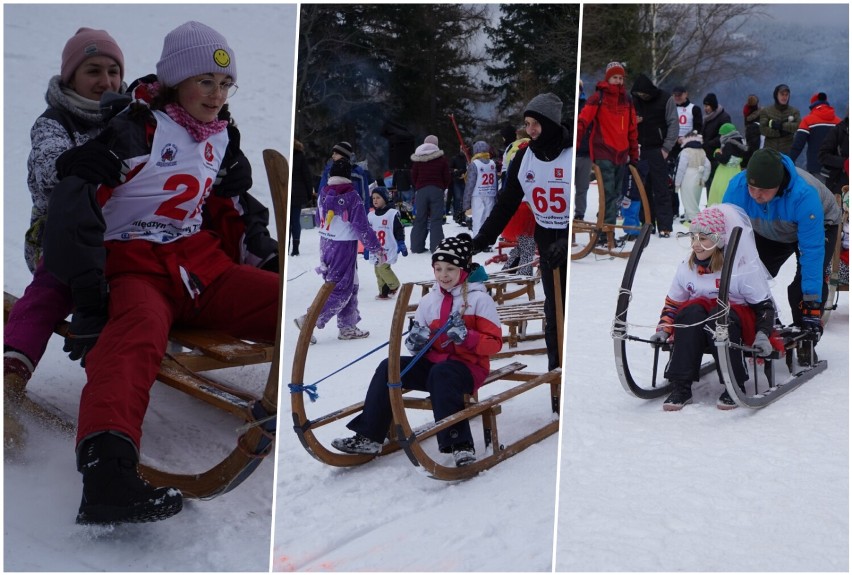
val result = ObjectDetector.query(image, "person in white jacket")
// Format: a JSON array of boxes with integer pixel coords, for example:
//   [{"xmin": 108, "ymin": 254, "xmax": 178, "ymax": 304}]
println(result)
[{"xmin": 674, "ymin": 132, "xmax": 711, "ymax": 223}]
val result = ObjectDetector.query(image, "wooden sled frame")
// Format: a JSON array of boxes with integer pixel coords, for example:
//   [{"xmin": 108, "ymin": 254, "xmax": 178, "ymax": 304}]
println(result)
[
  {"xmin": 289, "ymin": 277, "xmax": 563, "ymax": 480},
  {"xmin": 572, "ymin": 164, "xmax": 651, "ymax": 260},
  {"xmin": 612, "ymin": 224, "xmax": 826, "ymax": 409},
  {"xmin": 4, "ymin": 148, "xmax": 290, "ymax": 499}
]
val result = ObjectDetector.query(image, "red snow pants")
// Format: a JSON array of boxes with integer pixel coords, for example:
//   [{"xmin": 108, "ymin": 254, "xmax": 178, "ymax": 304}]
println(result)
[{"xmin": 76, "ymin": 264, "xmax": 279, "ymax": 448}]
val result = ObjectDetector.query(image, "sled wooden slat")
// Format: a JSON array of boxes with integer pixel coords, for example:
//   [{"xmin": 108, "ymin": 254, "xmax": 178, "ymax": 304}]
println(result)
[
  {"xmin": 168, "ymin": 328, "xmax": 272, "ymax": 364},
  {"xmin": 497, "ymin": 299, "xmax": 546, "ymax": 349},
  {"xmin": 157, "ymin": 357, "xmax": 254, "ymax": 418},
  {"xmin": 4, "ymin": 292, "xmax": 265, "ymax": 415},
  {"xmin": 414, "ymin": 273, "xmax": 537, "ymax": 305}
]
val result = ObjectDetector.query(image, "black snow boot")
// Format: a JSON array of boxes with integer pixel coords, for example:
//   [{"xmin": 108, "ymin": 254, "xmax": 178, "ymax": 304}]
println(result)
[
  {"xmin": 76, "ymin": 433, "xmax": 182, "ymax": 525},
  {"xmin": 663, "ymin": 381, "xmax": 693, "ymax": 411},
  {"xmin": 290, "ymin": 239, "xmax": 300, "ymax": 256}
]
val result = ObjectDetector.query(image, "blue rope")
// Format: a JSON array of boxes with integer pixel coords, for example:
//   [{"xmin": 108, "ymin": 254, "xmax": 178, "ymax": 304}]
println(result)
[
  {"xmin": 289, "ymin": 329, "xmax": 411, "ymax": 402},
  {"xmin": 387, "ymin": 316, "xmax": 455, "ymax": 389}
]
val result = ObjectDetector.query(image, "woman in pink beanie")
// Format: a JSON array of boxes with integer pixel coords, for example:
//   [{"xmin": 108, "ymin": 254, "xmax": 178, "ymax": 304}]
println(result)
[
  {"xmin": 4, "ymin": 27, "xmax": 126, "ymax": 454},
  {"xmin": 38, "ymin": 21, "xmax": 279, "ymax": 526}
]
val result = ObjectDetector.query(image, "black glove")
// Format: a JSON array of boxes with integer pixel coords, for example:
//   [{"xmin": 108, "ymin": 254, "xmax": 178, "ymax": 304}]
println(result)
[
  {"xmin": 471, "ymin": 234, "xmax": 491, "ymax": 255},
  {"xmin": 64, "ymin": 306, "xmax": 108, "ymax": 367},
  {"xmin": 800, "ymin": 301, "xmax": 823, "ymax": 341},
  {"xmin": 213, "ymin": 148, "xmax": 253, "ymax": 197},
  {"xmin": 546, "ymin": 238, "xmax": 568, "ymax": 267},
  {"xmin": 55, "ymin": 138, "xmax": 124, "ymax": 186}
]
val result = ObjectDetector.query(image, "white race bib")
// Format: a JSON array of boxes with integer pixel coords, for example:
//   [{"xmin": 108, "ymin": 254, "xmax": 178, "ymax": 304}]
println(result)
[{"xmin": 102, "ymin": 110, "xmax": 227, "ymax": 244}]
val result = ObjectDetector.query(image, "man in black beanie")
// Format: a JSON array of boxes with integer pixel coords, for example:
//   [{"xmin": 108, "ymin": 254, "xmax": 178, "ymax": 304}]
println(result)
[
  {"xmin": 472, "ymin": 92, "xmax": 570, "ymax": 371},
  {"xmin": 700, "ymin": 92, "xmax": 732, "ymax": 189},
  {"xmin": 317, "ymin": 140, "xmax": 374, "ymax": 210},
  {"xmin": 630, "ymin": 73, "xmax": 679, "ymax": 237}
]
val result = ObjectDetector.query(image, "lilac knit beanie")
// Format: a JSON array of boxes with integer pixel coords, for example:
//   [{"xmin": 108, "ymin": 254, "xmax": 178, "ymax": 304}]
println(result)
[{"xmin": 156, "ymin": 21, "xmax": 236, "ymax": 88}]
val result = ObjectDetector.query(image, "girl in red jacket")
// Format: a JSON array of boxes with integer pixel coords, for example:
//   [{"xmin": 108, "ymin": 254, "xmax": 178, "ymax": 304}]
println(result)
[{"xmin": 333, "ymin": 233, "xmax": 503, "ymax": 467}]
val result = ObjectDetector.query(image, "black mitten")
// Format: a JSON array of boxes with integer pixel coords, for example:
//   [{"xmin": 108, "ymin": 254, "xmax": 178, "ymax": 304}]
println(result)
[{"xmin": 56, "ymin": 138, "xmax": 124, "ymax": 186}]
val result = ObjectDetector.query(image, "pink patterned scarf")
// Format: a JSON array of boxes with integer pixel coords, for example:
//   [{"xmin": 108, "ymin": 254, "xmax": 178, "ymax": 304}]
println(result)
[{"xmin": 164, "ymin": 102, "xmax": 228, "ymax": 142}]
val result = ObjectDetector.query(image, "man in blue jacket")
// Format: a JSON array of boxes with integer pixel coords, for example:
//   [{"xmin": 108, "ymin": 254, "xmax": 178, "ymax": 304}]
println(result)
[{"xmin": 723, "ymin": 148, "xmax": 841, "ymax": 362}]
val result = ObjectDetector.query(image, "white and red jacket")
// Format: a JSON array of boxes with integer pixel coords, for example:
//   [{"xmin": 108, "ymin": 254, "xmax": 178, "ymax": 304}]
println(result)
[{"xmin": 416, "ymin": 276, "xmax": 502, "ymax": 391}]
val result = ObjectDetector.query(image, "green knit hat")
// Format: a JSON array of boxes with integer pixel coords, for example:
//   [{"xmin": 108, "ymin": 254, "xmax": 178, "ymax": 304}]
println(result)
[
  {"xmin": 719, "ymin": 122, "xmax": 737, "ymax": 136},
  {"xmin": 746, "ymin": 148, "xmax": 784, "ymax": 189}
]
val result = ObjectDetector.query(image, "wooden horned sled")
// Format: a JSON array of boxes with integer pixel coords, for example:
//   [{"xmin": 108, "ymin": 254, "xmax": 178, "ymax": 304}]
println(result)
[
  {"xmin": 288, "ymin": 274, "xmax": 564, "ymax": 481},
  {"xmin": 3, "ymin": 148, "xmax": 290, "ymax": 498},
  {"xmin": 611, "ymin": 223, "xmax": 827, "ymax": 409},
  {"xmin": 571, "ymin": 163, "xmax": 652, "ymax": 260}
]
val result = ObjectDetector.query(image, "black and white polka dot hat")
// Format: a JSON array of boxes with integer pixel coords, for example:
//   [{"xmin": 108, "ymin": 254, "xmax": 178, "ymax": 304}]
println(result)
[{"xmin": 432, "ymin": 233, "xmax": 473, "ymax": 270}]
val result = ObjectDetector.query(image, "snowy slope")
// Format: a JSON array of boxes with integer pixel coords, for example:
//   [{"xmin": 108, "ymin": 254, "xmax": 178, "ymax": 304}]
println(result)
[
  {"xmin": 272, "ymin": 221, "xmax": 560, "ymax": 572},
  {"xmin": 556, "ymin": 183, "xmax": 849, "ymax": 571},
  {"xmin": 3, "ymin": 5, "xmax": 297, "ymax": 571}
]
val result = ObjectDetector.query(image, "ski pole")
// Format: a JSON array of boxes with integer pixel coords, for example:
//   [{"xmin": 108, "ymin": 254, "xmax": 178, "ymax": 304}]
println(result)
[{"xmin": 389, "ymin": 316, "xmax": 455, "ymax": 388}]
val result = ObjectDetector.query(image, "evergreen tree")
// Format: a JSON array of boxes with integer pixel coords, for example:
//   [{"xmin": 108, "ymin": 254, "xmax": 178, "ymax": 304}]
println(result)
[
  {"xmin": 295, "ymin": 4, "xmax": 490, "ymax": 177},
  {"xmin": 485, "ymin": 4, "xmax": 580, "ymax": 124}
]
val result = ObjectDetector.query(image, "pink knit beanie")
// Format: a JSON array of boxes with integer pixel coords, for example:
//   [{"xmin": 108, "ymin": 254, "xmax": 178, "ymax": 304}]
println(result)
[
  {"xmin": 61, "ymin": 28, "xmax": 124, "ymax": 85},
  {"xmin": 690, "ymin": 207, "xmax": 727, "ymax": 246}
]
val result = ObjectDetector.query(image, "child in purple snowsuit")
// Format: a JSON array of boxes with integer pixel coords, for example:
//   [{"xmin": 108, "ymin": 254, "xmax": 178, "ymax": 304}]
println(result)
[{"xmin": 301, "ymin": 158, "xmax": 383, "ymax": 340}]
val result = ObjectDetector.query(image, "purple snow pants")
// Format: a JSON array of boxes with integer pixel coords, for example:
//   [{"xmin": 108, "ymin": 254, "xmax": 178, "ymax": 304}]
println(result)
[
  {"xmin": 4, "ymin": 260, "xmax": 73, "ymax": 366},
  {"xmin": 315, "ymin": 238, "xmax": 362, "ymax": 330}
]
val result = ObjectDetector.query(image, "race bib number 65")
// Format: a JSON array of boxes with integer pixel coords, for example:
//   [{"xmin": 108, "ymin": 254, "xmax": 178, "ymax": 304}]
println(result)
[{"xmin": 532, "ymin": 186, "xmax": 568, "ymax": 215}]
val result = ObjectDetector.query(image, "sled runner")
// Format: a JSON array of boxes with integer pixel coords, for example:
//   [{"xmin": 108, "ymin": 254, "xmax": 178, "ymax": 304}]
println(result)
[
  {"xmin": 3, "ymin": 149, "xmax": 290, "ymax": 498},
  {"xmin": 571, "ymin": 164, "xmax": 651, "ymax": 260},
  {"xmin": 611, "ymin": 223, "xmax": 827, "ymax": 409},
  {"xmin": 289, "ymin": 280, "xmax": 562, "ymax": 480}
]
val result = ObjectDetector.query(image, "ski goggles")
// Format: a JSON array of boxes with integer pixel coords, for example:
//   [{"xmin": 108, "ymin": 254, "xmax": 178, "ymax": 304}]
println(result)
[{"xmin": 676, "ymin": 231, "xmax": 722, "ymax": 251}]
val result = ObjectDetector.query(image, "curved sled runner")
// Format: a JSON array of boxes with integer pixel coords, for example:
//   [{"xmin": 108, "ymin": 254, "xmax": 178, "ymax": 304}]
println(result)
[
  {"xmin": 572, "ymin": 164, "xmax": 651, "ymax": 260},
  {"xmin": 4, "ymin": 148, "xmax": 290, "ymax": 498},
  {"xmin": 612, "ymin": 224, "xmax": 827, "ymax": 409},
  {"xmin": 289, "ymin": 279, "xmax": 562, "ymax": 480}
]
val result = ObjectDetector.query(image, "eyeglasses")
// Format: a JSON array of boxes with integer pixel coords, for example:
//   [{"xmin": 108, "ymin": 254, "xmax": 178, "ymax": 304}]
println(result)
[{"xmin": 195, "ymin": 78, "xmax": 238, "ymax": 98}]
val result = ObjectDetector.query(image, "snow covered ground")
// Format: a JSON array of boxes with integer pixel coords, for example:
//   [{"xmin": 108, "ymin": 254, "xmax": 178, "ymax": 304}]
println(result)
[
  {"xmin": 273, "ymin": 219, "xmax": 560, "ymax": 572},
  {"xmin": 3, "ymin": 5, "xmax": 296, "ymax": 571},
  {"xmin": 556, "ymin": 182, "xmax": 849, "ymax": 571}
]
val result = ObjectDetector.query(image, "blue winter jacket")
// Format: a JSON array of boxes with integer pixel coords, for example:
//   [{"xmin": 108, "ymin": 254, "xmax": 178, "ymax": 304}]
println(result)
[{"xmin": 722, "ymin": 153, "xmax": 830, "ymax": 301}]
